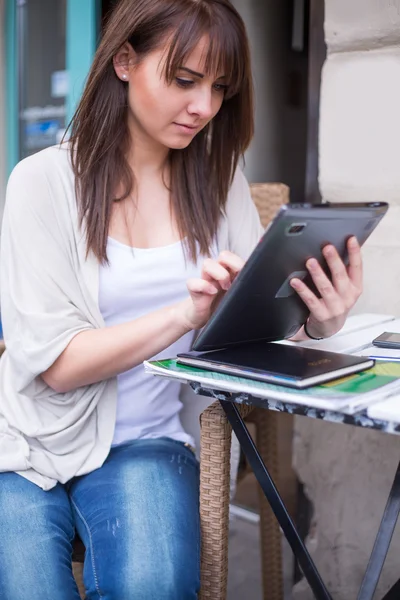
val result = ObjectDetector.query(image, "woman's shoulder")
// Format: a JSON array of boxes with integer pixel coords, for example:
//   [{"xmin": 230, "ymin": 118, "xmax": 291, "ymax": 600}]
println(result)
[
  {"xmin": 6, "ymin": 144, "xmax": 75, "ymax": 215},
  {"xmin": 9, "ymin": 143, "xmax": 72, "ymax": 183}
]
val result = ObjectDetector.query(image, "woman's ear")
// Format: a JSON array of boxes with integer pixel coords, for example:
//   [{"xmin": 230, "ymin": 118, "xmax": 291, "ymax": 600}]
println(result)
[{"xmin": 113, "ymin": 42, "xmax": 136, "ymax": 82}]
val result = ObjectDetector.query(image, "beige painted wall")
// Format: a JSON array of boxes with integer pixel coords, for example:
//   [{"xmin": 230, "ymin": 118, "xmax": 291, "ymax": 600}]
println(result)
[
  {"xmin": 319, "ymin": 7, "xmax": 400, "ymax": 316},
  {"xmin": 325, "ymin": 0, "xmax": 400, "ymax": 51},
  {"xmin": 293, "ymin": 1, "xmax": 400, "ymax": 598}
]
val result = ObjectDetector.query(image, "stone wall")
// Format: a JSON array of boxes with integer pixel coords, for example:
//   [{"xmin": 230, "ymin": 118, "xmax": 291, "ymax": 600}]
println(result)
[{"xmin": 293, "ymin": 1, "xmax": 400, "ymax": 598}]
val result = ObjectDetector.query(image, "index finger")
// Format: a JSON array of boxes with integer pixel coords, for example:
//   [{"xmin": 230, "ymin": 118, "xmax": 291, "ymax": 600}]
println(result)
[
  {"xmin": 217, "ymin": 250, "xmax": 245, "ymax": 274},
  {"xmin": 347, "ymin": 236, "xmax": 363, "ymax": 289}
]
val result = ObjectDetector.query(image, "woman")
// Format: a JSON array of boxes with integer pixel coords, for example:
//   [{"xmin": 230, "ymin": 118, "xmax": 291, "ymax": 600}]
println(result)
[{"xmin": 0, "ymin": 0, "xmax": 362, "ymax": 598}]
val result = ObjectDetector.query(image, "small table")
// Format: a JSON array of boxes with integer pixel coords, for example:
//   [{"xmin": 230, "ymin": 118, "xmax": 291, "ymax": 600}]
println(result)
[{"xmin": 190, "ymin": 314, "xmax": 400, "ymax": 600}]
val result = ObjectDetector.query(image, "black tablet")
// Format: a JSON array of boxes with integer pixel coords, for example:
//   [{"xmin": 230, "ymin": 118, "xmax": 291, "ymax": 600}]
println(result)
[{"xmin": 192, "ymin": 201, "xmax": 388, "ymax": 351}]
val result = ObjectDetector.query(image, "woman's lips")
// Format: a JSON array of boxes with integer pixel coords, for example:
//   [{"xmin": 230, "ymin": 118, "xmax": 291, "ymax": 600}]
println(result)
[{"xmin": 173, "ymin": 122, "xmax": 199, "ymax": 134}]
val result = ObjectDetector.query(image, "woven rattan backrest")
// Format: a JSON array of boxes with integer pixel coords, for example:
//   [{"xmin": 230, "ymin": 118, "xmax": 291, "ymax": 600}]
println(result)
[{"xmin": 249, "ymin": 182, "xmax": 290, "ymax": 228}]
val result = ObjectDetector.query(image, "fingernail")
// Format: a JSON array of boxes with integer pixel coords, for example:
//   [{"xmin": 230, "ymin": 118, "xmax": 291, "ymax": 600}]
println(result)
[
  {"xmin": 307, "ymin": 259, "xmax": 317, "ymax": 269},
  {"xmin": 290, "ymin": 279, "xmax": 300, "ymax": 288}
]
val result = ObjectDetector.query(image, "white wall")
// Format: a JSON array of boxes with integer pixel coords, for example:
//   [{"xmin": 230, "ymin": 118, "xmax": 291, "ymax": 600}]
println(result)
[{"xmin": 0, "ymin": 0, "xmax": 6, "ymax": 207}]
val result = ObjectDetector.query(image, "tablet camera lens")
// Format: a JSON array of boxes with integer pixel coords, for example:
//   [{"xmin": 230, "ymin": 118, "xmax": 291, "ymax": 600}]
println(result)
[{"xmin": 287, "ymin": 223, "xmax": 306, "ymax": 235}]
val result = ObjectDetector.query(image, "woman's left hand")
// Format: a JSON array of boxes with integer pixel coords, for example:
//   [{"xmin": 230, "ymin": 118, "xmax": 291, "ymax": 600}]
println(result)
[{"xmin": 289, "ymin": 236, "xmax": 363, "ymax": 340}]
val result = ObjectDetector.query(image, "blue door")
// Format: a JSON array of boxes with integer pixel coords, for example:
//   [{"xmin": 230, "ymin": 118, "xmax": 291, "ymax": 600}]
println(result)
[{"xmin": 5, "ymin": 0, "xmax": 98, "ymax": 173}]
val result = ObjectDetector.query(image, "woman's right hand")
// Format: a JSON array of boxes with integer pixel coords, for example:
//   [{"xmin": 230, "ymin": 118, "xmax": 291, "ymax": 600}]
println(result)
[{"xmin": 178, "ymin": 251, "xmax": 245, "ymax": 331}]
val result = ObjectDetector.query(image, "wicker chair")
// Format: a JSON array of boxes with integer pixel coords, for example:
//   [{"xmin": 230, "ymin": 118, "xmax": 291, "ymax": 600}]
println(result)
[{"xmin": 199, "ymin": 182, "xmax": 290, "ymax": 600}]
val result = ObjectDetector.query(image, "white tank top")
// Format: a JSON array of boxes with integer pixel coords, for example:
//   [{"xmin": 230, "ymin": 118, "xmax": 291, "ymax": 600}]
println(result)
[{"xmin": 99, "ymin": 236, "xmax": 218, "ymax": 447}]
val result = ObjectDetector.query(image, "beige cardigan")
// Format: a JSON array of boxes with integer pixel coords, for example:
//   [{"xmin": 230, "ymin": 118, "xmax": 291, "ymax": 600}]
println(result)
[{"xmin": 0, "ymin": 145, "xmax": 263, "ymax": 490}]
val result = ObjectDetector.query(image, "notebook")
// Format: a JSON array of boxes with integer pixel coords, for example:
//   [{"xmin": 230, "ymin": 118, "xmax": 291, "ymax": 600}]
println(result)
[{"xmin": 177, "ymin": 343, "xmax": 374, "ymax": 389}]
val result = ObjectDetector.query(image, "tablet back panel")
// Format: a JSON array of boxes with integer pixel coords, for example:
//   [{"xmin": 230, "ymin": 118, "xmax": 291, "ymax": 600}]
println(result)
[{"xmin": 193, "ymin": 202, "xmax": 388, "ymax": 351}]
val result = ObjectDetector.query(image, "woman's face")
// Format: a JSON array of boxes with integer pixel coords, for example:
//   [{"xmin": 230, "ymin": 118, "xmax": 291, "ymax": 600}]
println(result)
[{"xmin": 114, "ymin": 36, "xmax": 228, "ymax": 151}]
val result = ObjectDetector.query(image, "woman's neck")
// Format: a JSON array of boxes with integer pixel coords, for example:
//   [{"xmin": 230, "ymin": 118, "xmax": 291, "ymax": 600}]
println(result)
[{"xmin": 127, "ymin": 119, "xmax": 170, "ymax": 180}]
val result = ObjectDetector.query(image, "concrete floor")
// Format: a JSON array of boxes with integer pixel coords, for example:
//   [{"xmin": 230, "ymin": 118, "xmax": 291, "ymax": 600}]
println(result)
[{"xmin": 228, "ymin": 515, "xmax": 295, "ymax": 600}]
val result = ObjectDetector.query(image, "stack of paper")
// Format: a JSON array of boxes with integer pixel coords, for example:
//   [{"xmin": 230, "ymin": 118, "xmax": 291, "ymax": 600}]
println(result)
[
  {"xmin": 368, "ymin": 393, "xmax": 400, "ymax": 422},
  {"xmin": 356, "ymin": 346, "xmax": 400, "ymax": 362}
]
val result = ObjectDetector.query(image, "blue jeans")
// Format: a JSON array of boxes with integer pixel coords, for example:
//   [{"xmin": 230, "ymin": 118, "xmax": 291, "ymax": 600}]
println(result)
[{"xmin": 0, "ymin": 438, "xmax": 200, "ymax": 599}]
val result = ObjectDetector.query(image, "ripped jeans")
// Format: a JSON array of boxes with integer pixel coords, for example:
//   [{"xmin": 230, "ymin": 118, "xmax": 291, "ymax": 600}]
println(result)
[{"xmin": 0, "ymin": 438, "xmax": 200, "ymax": 600}]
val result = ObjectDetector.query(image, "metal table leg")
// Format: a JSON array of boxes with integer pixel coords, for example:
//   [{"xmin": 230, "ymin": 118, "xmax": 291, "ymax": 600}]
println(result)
[
  {"xmin": 357, "ymin": 461, "xmax": 400, "ymax": 600},
  {"xmin": 221, "ymin": 400, "xmax": 332, "ymax": 600}
]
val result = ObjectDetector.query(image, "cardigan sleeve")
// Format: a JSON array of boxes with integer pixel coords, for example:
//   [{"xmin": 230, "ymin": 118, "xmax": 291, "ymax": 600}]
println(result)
[{"xmin": 0, "ymin": 156, "xmax": 95, "ymax": 383}]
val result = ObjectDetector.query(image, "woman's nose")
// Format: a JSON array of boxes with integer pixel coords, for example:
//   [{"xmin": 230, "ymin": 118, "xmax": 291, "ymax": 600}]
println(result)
[{"xmin": 187, "ymin": 88, "xmax": 214, "ymax": 120}]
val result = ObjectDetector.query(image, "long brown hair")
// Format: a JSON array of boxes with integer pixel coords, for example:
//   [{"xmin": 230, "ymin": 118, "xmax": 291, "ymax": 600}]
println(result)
[{"xmin": 69, "ymin": 0, "xmax": 254, "ymax": 263}]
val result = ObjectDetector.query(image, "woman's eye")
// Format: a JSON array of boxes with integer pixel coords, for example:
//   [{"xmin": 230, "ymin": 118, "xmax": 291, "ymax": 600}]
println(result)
[
  {"xmin": 213, "ymin": 83, "xmax": 229, "ymax": 93},
  {"xmin": 176, "ymin": 78, "xmax": 194, "ymax": 88}
]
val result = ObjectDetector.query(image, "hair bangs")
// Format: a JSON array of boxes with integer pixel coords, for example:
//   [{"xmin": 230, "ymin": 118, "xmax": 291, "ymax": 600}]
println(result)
[
  {"xmin": 163, "ymin": 4, "xmax": 246, "ymax": 99},
  {"xmin": 203, "ymin": 22, "xmax": 246, "ymax": 99}
]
